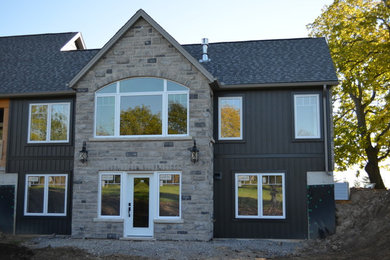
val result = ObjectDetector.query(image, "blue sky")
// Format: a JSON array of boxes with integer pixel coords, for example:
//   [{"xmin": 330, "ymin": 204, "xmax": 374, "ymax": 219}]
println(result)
[{"xmin": 0, "ymin": 0, "xmax": 333, "ymax": 49}]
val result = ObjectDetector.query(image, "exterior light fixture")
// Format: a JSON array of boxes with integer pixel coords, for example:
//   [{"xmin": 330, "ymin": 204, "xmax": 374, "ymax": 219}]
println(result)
[
  {"xmin": 190, "ymin": 140, "xmax": 199, "ymax": 163},
  {"xmin": 79, "ymin": 141, "xmax": 88, "ymax": 163}
]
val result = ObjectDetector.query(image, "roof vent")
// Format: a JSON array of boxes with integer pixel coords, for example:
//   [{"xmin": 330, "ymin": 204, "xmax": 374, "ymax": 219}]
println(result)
[{"xmin": 199, "ymin": 38, "xmax": 211, "ymax": 63}]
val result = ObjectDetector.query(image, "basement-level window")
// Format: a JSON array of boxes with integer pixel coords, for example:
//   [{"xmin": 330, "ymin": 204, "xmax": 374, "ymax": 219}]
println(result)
[
  {"xmin": 218, "ymin": 97, "xmax": 243, "ymax": 140},
  {"xmin": 294, "ymin": 94, "xmax": 320, "ymax": 139},
  {"xmin": 235, "ymin": 173, "xmax": 285, "ymax": 219},
  {"xmin": 28, "ymin": 103, "xmax": 70, "ymax": 143},
  {"xmin": 24, "ymin": 174, "xmax": 67, "ymax": 216},
  {"xmin": 95, "ymin": 78, "xmax": 189, "ymax": 138}
]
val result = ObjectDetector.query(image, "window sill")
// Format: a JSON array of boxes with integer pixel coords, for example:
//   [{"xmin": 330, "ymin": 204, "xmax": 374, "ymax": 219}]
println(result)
[
  {"xmin": 89, "ymin": 136, "xmax": 193, "ymax": 142},
  {"xmin": 154, "ymin": 218, "xmax": 184, "ymax": 224},
  {"xmin": 93, "ymin": 218, "xmax": 124, "ymax": 223}
]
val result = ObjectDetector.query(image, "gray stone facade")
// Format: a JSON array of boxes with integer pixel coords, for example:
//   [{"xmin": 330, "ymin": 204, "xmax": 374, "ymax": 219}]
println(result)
[{"xmin": 72, "ymin": 18, "xmax": 214, "ymax": 240}]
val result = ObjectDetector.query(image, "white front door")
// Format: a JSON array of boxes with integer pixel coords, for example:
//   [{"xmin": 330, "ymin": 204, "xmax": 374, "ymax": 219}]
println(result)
[{"xmin": 124, "ymin": 174, "xmax": 154, "ymax": 237}]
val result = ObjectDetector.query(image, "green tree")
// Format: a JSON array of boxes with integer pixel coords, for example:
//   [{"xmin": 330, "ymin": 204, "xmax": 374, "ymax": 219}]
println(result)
[
  {"xmin": 120, "ymin": 105, "xmax": 162, "ymax": 135},
  {"xmin": 308, "ymin": 0, "xmax": 390, "ymax": 189}
]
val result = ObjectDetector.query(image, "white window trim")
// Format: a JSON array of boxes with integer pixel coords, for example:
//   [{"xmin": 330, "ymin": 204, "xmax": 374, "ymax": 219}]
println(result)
[
  {"xmin": 294, "ymin": 94, "xmax": 321, "ymax": 139},
  {"xmin": 24, "ymin": 174, "xmax": 68, "ymax": 216},
  {"xmin": 235, "ymin": 173, "xmax": 286, "ymax": 219},
  {"xmin": 94, "ymin": 78, "xmax": 189, "ymax": 139},
  {"xmin": 156, "ymin": 171, "xmax": 182, "ymax": 220},
  {"xmin": 27, "ymin": 102, "xmax": 71, "ymax": 143},
  {"xmin": 98, "ymin": 172, "xmax": 123, "ymax": 219},
  {"xmin": 218, "ymin": 96, "xmax": 243, "ymax": 140}
]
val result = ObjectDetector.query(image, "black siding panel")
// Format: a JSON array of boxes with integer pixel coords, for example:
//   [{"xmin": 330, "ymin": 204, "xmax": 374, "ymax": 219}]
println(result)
[
  {"xmin": 214, "ymin": 87, "xmax": 330, "ymax": 239},
  {"xmin": 8, "ymin": 98, "xmax": 74, "ymax": 235}
]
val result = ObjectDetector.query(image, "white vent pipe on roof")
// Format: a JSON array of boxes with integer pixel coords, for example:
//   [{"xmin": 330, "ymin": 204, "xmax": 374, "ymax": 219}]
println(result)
[{"xmin": 199, "ymin": 38, "xmax": 211, "ymax": 63}]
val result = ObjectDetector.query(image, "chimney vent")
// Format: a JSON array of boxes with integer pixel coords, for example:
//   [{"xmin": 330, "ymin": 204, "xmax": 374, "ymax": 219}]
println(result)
[{"xmin": 199, "ymin": 38, "xmax": 211, "ymax": 63}]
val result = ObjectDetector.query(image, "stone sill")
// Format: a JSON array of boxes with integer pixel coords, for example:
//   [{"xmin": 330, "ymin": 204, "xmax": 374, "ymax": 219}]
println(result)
[
  {"xmin": 93, "ymin": 218, "xmax": 124, "ymax": 223},
  {"xmin": 154, "ymin": 218, "xmax": 184, "ymax": 224},
  {"xmin": 89, "ymin": 136, "xmax": 193, "ymax": 142}
]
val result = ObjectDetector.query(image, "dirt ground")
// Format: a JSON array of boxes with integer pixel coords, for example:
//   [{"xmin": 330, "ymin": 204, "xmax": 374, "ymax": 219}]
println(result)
[{"xmin": 1, "ymin": 188, "xmax": 389, "ymax": 259}]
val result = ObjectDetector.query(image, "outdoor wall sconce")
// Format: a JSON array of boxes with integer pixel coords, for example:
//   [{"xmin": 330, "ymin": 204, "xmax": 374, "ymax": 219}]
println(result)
[
  {"xmin": 190, "ymin": 140, "xmax": 199, "ymax": 163},
  {"xmin": 79, "ymin": 141, "xmax": 88, "ymax": 163}
]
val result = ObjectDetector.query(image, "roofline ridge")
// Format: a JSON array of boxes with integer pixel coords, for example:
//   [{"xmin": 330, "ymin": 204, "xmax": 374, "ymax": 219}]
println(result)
[
  {"xmin": 0, "ymin": 32, "xmax": 79, "ymax": 39},
  {"xmin": 182, "ymin": 37, "xmax": 325, "ymax": 46}
]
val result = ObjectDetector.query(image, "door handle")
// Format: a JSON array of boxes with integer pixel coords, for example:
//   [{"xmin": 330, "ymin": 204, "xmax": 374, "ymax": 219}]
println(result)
[{"xmin": 128, "ymin": 203, "xmax": 131, "ymax": 217}]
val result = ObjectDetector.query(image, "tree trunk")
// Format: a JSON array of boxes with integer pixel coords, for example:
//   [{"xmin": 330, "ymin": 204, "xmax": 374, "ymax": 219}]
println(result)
[{"xmin": 365, "ymin": 147, "xmax": 386, "ymax": 189}]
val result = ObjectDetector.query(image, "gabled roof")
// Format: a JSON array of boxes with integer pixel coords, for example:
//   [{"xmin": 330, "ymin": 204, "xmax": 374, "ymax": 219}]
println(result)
[
  {"xmin": 69, "ymin": 9, "xmax": 215, "ymax": 88},
  {"xmin": 183, "ymin": 38, "xmax": 338, "ymax": 87},
  {"xmin": 0, "ymin": 32, "xmax": 98, "ymax": 96}
]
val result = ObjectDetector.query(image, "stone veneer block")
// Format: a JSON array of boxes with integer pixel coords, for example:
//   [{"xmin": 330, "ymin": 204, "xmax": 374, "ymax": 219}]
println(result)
[{"xmin": 72, "ymin": 18, "xmax": 213, "ymax": 240}]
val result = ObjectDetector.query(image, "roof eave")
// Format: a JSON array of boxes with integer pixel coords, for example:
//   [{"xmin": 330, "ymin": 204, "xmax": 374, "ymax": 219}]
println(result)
[
  {"xmin": 0, "ymin": 90, "xmax": 75, "ymax": 98},
  {"xmin": 69, "ymin": 9, "xmax": 215, "ymax": 89},
  {"xmin": 217, "ymin": 80, "xmax": 339, "ymax": 90}
]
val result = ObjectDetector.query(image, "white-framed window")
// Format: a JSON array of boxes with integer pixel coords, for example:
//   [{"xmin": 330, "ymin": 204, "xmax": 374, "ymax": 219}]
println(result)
[
  {"xmin": 28, "ymin": 103, "xmax": 70, "ymax": 143},
  {"xmin": 218, "ymin": 96, "xmax": 243, "ymax": 140},
  {"xmin": 98, "ymin": 172, "xmax": 122, "ymax": 218},
  {"xmin": 235, "ymin": 173, "xmax": 285, "ymax": 219},
  {"xmin": 157, "ymin": 172, "xmax": 181, "ymax": 219},
  {"xmin": 24, "ymin": 174, "xmax": 67, "ymax": 216},
  {"xmin": 94, "ymin": 78, "xmax": 189, "ymax": 138},
  {"xmin": 294, "ymin": 94, "xmax": 320, "ymax": 139}
]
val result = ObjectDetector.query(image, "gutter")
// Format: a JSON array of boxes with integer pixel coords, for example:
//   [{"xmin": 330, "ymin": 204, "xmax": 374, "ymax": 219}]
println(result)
[
  {"xmin": 215, "ymin": 81, "xmax": 339, "ymax": 90},
  {"xmin": 323, "ymin": 84, "xmax": 331, "ymax": 176},
  {"xmin": 0, "ymin": 90, "xmax": 75, "ymax": 98}
]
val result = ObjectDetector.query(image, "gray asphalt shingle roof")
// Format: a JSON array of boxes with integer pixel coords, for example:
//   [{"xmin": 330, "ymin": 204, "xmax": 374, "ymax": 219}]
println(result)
[
  {"xmin": 0, "ymin": 32, "xmax": 98, "ymax": 95},
  {"xmin": 0, "ymin": 33, "xmax": 337, "ymax": 96},
  {"xmin": 182, "ymin": 37, "xmax": 338, "ymax": 86}
]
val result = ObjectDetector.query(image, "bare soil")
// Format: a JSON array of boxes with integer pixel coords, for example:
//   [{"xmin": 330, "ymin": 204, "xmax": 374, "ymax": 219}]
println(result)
[{"xmin": 292, "ymin": 188, "xmax": 390, "ymax": 259}]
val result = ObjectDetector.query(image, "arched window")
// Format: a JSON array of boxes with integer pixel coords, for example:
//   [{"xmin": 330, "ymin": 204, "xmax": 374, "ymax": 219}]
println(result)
[{"xmin": 95, "ymin": 78, "xmax": 189, "ymax": 137}]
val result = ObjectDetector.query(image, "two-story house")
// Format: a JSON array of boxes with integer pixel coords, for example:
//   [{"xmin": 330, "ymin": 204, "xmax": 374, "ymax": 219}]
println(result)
[{"xmin": 0, "ymin": 9, "xmax": 337, "ymax": 240}]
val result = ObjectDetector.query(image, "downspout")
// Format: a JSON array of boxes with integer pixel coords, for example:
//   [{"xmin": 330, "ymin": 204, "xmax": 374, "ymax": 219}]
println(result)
[{"xmin": 323, "ymin": 84, "xmax": 331, "ymax": 175}]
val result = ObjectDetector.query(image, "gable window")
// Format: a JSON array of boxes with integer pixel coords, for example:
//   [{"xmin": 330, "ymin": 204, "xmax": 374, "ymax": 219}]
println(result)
[
  {"xmin": 158, "ymin": 172, "xmax": 181, "ymax": 218},
  {"xmin": 99, "ymin": 173, "xmax": 122, "ymax": 217},
  {"xmin": 95, "ymin": 78, "xmax": 189, "ymax": 138},
  {"xmin": 235, "ymin": 173, "xmax": 285, "ymax": 219},
  {"xmin": 24, "ymin": 174, "xmax": 67, "ymax": 216},
  {"xmin": 28, "ymin": 103, "xmax": 70, "ymax": 143},
  {"xmin": 218, "ymin": 97, "xmax": 243, "ymax": 140},
  {"xmin": 294, "ymin": 94, "xmax": 320, "ymax": 139}
]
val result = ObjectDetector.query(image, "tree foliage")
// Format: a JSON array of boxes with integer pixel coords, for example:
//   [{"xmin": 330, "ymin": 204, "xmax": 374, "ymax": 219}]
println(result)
[
  {"xmin": 308, "ymin": 0, "xmax": 390, "ymax": 188},
  {"xmin": 168, "ymin": 103, "xmax": 187, "ymax": 134},
  {"xmin": 120, "ymin": 105, "xmax": 162, "ymax": 135},
  {"xmin": 221, "ymin": 106, "xmax": 241, "ymax": 138}
]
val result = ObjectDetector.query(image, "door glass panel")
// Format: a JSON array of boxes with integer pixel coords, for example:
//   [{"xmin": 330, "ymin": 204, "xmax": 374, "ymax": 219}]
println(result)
[{"xmin": 133, "ymin": 178, "xmax": 149, "ymax": 227}]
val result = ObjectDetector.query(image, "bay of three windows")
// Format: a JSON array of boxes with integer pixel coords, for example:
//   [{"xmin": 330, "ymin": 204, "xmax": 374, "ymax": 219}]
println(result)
[{"xmin": 95, "ymin": 78, "xmax": 189, "ymax": 138}]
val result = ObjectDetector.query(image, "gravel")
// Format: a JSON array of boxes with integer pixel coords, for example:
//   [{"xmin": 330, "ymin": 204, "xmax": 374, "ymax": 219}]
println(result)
[{"xmin": 24, "ymin": 236, "xmax": 303, "ymax": 259}]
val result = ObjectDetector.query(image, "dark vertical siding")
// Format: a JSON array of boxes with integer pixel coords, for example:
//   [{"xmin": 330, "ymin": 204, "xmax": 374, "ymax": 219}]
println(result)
[
  {"xmin": 214, "ymin": 87, "xmax": 331, "ymax": 239},
  {"xmin": 8, "ymin": 98, "xmax": 74, "ymax": 235}
]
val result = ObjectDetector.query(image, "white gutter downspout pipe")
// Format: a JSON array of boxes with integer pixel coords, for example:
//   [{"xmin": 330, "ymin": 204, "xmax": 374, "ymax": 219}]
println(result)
[{"xmin": 323, "ymin": 84, "xmax": 331, "ymax": 176}]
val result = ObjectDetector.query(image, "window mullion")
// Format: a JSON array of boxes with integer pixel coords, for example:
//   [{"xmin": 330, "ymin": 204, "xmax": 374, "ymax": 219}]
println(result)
[
  {"xmin": 44, "ymin": 176, "xmax": 49, "ymax": 215},
  {"xmin": 258, "ymin": 174, "xmax": 262, "ymax": 217},
  {"xmin": 46, "ymin": 104, "xmax": 51, "ymax": 142},
  {"xmin": 115, "ymin": 92, "xmax": 120, "ymax": 137}
]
